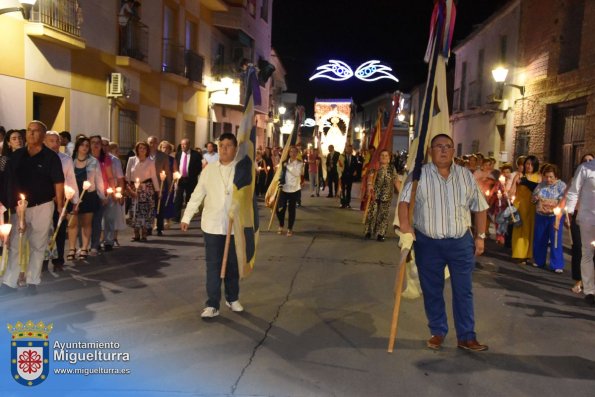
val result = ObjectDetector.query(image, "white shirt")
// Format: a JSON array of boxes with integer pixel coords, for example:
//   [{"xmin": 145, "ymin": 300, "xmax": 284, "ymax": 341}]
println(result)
[
  {"xmin": 125, "ymin": 156, "xmax": 159, "ymax": 190},
  {"xmin": 58, "ymin": 152, "xmax": 80, "ymax": 204},
  {"xmin": 202, "ymin": 152, "xmax": 219, "ymax": 165},
  {"xmin": 182, "ymin": 160, "xmax": 235, "ymax": 235},
  {"xmin": 65, "ymin": 141, "xmax": 75, "ymax": 157},
  {"xmin": 400, "ymin": 162, "xmax": 489, "ymax": 239},
  {"xmin": 282, "ymin": 159, "xmax": 303, "ymax": 193},
  {"xmin": 566, "ymin": 160, "xmax": 595, "ymax": 226}
]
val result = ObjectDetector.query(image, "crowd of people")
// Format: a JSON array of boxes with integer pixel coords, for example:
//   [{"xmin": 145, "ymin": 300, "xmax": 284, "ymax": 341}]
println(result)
[
  {"xmin": 1, "ymin": 121, "xmax": 592, "ymax": 316},
  {"xmin": 0, "ymin": 121, "xmax": 221, "ymax": 296}
]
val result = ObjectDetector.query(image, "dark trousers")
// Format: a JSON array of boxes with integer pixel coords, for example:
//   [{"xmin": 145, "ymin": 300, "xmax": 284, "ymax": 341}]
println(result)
[
  {"xmin": 204, "ymin": 232, "xmax": 239, "ymax": 309},
  {"xmin": 277, "ymin": 190, "xmax": 299, "ymax": 230},
  {"xmin": 340, "ymin": 179, "xmax": 353, "ymax": 206},
  {"xmin": 155, "ymin": 195, "xmax": 164, "ymax": 232},
  {"xmin": 174, "ymin": 177, "xmax": 197, "ymax": 221},
  {"xmin": 414, "ymin": 231, "xmax": 477, "ymax": 340},
  {"xmin": 327, "ymin": 170, "xmax": 338, "ymax": 197},
  {"xmin": 91, "ymin": 204, "xmax": 105, "ymax": 250}
]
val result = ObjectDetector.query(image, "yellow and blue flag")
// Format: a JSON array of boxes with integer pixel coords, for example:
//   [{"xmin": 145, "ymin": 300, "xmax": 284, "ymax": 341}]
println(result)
[{"xmin": 230, "ymin": 66, "xmax": 261, "ymax": 278}]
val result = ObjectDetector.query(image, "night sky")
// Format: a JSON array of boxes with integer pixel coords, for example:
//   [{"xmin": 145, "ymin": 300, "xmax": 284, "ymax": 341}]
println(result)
[{"xmin": 272, "ymin": 0, "xmax": 510, "ymax": 110}]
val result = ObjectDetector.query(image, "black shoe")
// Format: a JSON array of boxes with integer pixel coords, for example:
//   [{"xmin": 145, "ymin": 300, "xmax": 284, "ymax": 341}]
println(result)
[
  {"xmin": 586, "ymin": 294, "xmax": 595, "ymax": 305},
  {"xmin": 377, "ymin": 235, "xmax": 385, "ymax": 242},
  {"xmin": 103, "ymin": 244, "xmax": 113, "ymax": 251},
  {"xmin": 53, "ymin": 264, "xmax": 64, "ymax": 272},
  {"xmin": 42, "ymin": 260, "xmax": 49, "ymax": 272},
  {"xmin": 25, "ymin": 285, "xmax": 38, "ymax": 296},
  {"xmin": 146, "ymin": 229, "xmax": 153, "ymax": 236},
  {"xmin": 157, "ymin": 231, "xmax": 163, "ymax": 237},
  {"xmin": 364, "ymin": 233, "xmax": 371, "ymax": 240}
]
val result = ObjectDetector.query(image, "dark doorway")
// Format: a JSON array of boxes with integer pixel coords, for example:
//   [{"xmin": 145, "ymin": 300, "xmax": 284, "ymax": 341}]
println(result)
[
  {"xmin": 551, "ymin": 102, "xmax": 586, "ymax": 183},
  {"xmin": 33, "ymin": 93, "xmax": 64, "ymax": 130}
]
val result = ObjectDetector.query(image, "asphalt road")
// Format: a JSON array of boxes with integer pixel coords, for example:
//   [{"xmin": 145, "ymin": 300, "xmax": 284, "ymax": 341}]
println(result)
[{"xmin": 1, "ymin": 183, "xmax": 593, "ymax": 397}]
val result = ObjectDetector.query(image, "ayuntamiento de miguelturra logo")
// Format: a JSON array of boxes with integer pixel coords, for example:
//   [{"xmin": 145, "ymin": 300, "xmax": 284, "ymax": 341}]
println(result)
[{"xmin": 7, "ymin": 320, "xmax": 52, "ymax": 387}]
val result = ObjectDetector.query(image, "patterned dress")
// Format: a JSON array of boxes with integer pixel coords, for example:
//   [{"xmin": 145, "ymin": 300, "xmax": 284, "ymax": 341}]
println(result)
[{"xmin": 365, "ymin": 165, "xmax": 396, "ymax": 237}]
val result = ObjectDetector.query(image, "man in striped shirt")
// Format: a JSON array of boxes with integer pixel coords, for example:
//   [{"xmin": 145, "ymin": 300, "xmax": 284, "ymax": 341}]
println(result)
[{"xmin": 398, "ymin": 134, "xmax": 489, "ymax": 352}]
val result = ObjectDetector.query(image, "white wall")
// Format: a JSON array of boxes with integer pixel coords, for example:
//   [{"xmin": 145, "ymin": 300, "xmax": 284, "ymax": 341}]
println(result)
[
  {"xmin": 70, "ymin": 90, "xmax": 108, "ymax": 135},
  {"xmin": 139, "ymin": 104, "xmax": 159, "ymax": 140},
  {"xmin": 25, "ymin": 38, "xmax": 71, "ymax": 88},
  {"xmin": 0, "ymin": 75, "xmax": 26, "ymax": 129}
]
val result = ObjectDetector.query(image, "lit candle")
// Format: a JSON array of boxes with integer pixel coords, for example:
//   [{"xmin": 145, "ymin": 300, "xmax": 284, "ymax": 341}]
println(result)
[
  {"xmin": 134, "ymin": 177, "xmax": 140, "ymax": 190},
  {"xmin": 114, "ymin": 192, "xmax": 123, "ymax": 199},
  {"xmin": 16, "ymin": 194, "xmax": 27, "ymax": 269},
  {"xmin": 0, "ymin": 223, "xmax": 12, "ymax": 276},
  {"xmin": 106, "ymin": 187, "xmax": 114, "ymax": 195},
  {"xmin": 498, "ymin": 175, "xmax": 506, "ymax": 185},
  {"xmin": 553, "ymin": 207, "xmax": 562, "ymax": 248},
  {"xmin": 497, "ymin": 189, "xmax": 502, "ymax": 206},
  {"xmin": 164, "ymin": 172, "xmax": 182, "ymax": 208},
  {"xmin": 49, "ymin": 186, "xmax": 76, "ymax": 250},
  {"xmin": 157, "ymin": 171, "xmax": 166, "ymax": 215},
  {"xmin": 115, "ymin": 186, "xmax": 122, "ymax": 193},
  {"xmin": 485, "ymin": 189, "xmax": 490, "ymax": 197}
]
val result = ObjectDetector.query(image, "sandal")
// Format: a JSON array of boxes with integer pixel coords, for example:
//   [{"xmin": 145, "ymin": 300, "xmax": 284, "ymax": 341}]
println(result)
[
  {"xmin": 78, "ymin": 249, "xmax": 88, "ymax": 260},
  {"xmin": 287, "ymin": 230, "xmax": 293, "ymax": 237},
  {"xmin": 277, "ymin": 227, "xmax": 284, "ymax": 235},
  {"xmin": 66, "ymin": 249, "xmax": 76, "ymax": 261}
]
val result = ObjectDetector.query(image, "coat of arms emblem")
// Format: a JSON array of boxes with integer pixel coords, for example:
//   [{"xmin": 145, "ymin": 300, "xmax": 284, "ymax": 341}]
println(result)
[{"xmin": 7, "ymin": 320, "xmax": 53, "ymax": 387}]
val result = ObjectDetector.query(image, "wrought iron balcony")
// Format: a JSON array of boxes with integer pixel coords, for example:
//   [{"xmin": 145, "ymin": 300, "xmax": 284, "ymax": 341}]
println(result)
[
  {"xmin": 30, "ymin": 0, "xmax": 82, "ymax": 37},
  {"xmin": 119, "ymin": 19, "xmax": 148, "ymax": 63},
  {"xmin": 162, "ymin": 38, "xmax": 185, "ymax": 76},
  {"xmin": 184, "ymin": 50, "xmax": 204, "ymax": 84}
]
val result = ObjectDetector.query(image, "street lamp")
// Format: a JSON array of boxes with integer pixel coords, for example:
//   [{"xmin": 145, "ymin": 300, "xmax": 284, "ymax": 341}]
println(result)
[
  {"xmin": 397, "ymin": 113, "xmax": 406, "ymax": 123},
  {"xmin": 492, "ymin": 66, "xmax": 525, "ymax": 96},
  {"xmin": 0, "ymin": 0, "xmax": 37, "ymax": 20}
]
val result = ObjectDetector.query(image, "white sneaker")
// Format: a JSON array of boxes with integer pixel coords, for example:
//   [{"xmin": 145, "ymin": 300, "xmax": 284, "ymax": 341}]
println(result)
[
  {"xmin": 200, "ymin": 307, "xmax": 219, "ymax": 318},
  {"xmin": 225, "ymin": 300, "xmax": 244, "ymax": 312}
]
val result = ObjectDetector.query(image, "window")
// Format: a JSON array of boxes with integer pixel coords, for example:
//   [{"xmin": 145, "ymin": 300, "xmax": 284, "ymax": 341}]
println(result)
[
  {"xmin": 184, "ymin": 121, "xmax": 195, "ymax": 147},
  {"xmin": 499, "ymin": 35, "xmax": 507, "ymax": 64},
  {"xmin": 452, "ymin": 88, "xmax": 460, "ymax": 113},
  {"xmin": 471, "ymin": 140, "xmax": 480, "ymax": 153},
  {"xmin": 457, "ymin": 143, "xmax": 463, "ymax": 157},
  {"xmin": 161, "ymin": 116, "xmax": 176, "ymax": 144},
  {"xmin": 260, "ymin": 0, "xmax": 269, "ymax": 22},
  {"xmin": 515, "ymin": 129, "xmax": 530, "ymax": 156},
  {"xmin": 559, "ymin": 0, "xmax": 585, "ymax": 73},
  {"xmin": 185, "ymin": 20, "xmax": 197, "ymax": 51},
  {"xmin": 476, "ymin": 49, "xmax": 484, "ymax": 106},
  {"xmin": 118, "ymin": 109, "xmax": 138, "ymax": 154}
]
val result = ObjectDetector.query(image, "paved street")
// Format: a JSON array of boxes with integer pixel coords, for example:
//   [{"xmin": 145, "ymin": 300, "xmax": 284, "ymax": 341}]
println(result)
[{"xmin": 1, "ymin": 183, "xmax": 594, "ymax": 397}]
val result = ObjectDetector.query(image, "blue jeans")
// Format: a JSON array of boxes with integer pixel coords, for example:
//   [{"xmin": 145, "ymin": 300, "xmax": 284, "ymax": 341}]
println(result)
[
  {"xmin": 203, "ymin": 232, "xmax": 240, "ymax": 310},
  {"xmin": 533, "ymin": 213, "xmax": 564, "ymax": 270},
  {"xmin": 414, "ymin": 230, "xmax": 477, "ymax": 340}
]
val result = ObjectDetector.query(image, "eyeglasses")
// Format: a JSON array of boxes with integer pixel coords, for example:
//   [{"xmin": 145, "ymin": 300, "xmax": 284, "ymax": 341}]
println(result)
[{"xmin": 431, "ymin": 144, "xmax": 453, "ymax": 151}]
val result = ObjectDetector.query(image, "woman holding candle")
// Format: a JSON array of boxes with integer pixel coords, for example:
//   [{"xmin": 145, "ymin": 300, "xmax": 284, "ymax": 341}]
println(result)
[
  {"xmin": 509, "ymin": 156, "xmax": 541, "ymax": 265},
  {"xmin": 531, "ymin": 164, "xmax": 566, "ymax": 273},
  {"xmin": 364, "ymin": 150, "xmax": 400, "ymax": 242},
  {"xmin": 126, "ymin": 141, "xmax": 159, "ymax": 241},
  {"xmin": 67, "ymin": 137, "xmax": 105, "ymax": 260}
]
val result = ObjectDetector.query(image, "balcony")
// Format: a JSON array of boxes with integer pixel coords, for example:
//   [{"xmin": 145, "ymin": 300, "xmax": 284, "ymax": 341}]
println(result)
[
  {"xmin": 26, "ymin": 0, "xmax": 85, "ymax": 49},
  {"xmin": 212, "ymin": 5, "xmax": 257, "ymax": 37},
  {"xmin": 117, "ymin": 19, "xmax": 149, "ymax": 72},
  {"xmin": 184, "ymin": 49, "xmax": 205, "ymax": 85}
]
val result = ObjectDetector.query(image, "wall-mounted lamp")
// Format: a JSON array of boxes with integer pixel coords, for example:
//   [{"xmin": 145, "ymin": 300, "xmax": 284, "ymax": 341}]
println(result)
[
  {"xmin": 0, "ymin": 0, "xmax": 37, "ymax": 20},
  {"xmin": 208, "ymin": 87, "xmax": 229, "ymax": 99},
  {"xmin": 492, "ymin": 66, "xmax": 525, "ymax": 96}
]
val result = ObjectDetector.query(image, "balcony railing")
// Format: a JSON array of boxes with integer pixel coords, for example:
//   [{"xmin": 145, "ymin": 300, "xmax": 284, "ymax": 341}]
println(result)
[
  {"xmin": 162, "ymin": 39, "xmax": 185, "ymax": 76},
  {"xmin": 119, "ymin": 20, "xmax": 148, "ymax": 63},
  {"xmin": 31, "ymin": 0, "xmax": 82, "ymax": 37},
  {"xmin": 184, "ymin": 50, "xmax": 204, "ymax": 84}
]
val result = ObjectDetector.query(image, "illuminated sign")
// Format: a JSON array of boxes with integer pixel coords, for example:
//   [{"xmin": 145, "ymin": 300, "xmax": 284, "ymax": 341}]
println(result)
[{"xmin": 309, "ymin": 60, "xmax": 399, "ymax": 83}]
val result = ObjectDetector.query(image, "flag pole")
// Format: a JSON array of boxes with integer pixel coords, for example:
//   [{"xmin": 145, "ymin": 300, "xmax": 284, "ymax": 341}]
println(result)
[
  {"xmin": 220, "ymin": 218, "xmax": 233, "ymax": 279},
  {"xmin": 267, "ymin": 186, "xmax": 281, "ymax": 231}
]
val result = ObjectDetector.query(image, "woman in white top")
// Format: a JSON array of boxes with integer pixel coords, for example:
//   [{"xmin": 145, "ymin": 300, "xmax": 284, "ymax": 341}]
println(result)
[
  {"xmin": 126, "ymin": 141, "xmax": 160, "ymax": 241},
  {"xmin": 276, "ymin": 146, "xmax": 304, "ymax": 236},
  {"xmin": 67, "ymin": 137, "xmax": 106, "ymax": 260}
]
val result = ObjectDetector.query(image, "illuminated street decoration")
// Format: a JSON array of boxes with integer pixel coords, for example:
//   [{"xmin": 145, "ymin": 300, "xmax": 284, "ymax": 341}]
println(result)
[
  {"xmin": 309, "ymin": 60, "xmax": 399, "ymax": 83},
  {"xmin": 354, "ymin": 60, "xmax": 399, "ymax": 82},
  {"xmin": 314, "ymin": 99, "xmax": 352, "ymax": 156},
  {"xmin": 309, "ymin": 60, "xmax": 353, "ymax": 81}
]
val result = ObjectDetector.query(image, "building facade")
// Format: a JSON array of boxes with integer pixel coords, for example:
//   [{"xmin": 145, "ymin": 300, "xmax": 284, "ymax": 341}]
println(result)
[
  {"xmin": 0, "ymin": 0, "xmax": 274, "ymax": 153},
  {"xmin": 450, "ymin": 0, "xmax": 520, "ymax": 164}
]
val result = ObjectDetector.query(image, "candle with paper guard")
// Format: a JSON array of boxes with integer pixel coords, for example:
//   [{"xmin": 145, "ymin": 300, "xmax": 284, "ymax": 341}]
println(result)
[
  {"xmin": 0, "ymin": 223, "xmax": 12, "ymax": 275},
  {"xmin": 17, "ymin": 194, "xmax": 27, "ymax": 231},
  {"xmin": 553, "ymin": 207, "xmax": 562, "ymax": 248},
  {"xmin": 157, "ymin": 171, "xmax": 166, "ymax": 215},
  {"xmin": 49, "ymin": 186, "xmax": 75, "ymax": 250}
]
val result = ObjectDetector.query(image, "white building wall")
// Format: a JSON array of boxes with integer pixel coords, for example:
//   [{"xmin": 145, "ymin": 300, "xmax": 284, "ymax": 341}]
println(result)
[
  {"xmin": 0, "ymin": 75, "xmax": 26, "ymax": 129},
  {"xmin": 70, "ymin": 90, "xmax": 108, "ymax": 135},
  {"xmin": 139, "ymin": 105, "xmax": 160, "ymax": 140}
]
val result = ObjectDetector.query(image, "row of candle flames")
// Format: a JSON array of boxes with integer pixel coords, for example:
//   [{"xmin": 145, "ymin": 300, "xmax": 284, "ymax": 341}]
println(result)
[{"xmin": 0, "ymin": 170, "xmax": 183, "ymax": 277}]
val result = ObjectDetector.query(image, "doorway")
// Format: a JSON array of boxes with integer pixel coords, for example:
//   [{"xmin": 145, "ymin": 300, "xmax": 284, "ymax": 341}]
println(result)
[
  {"xmin": 33, "ymin": 93, "xmax": 65, "ymax": 131},
  {"xmin": 550, "ymin": 102, "xmax": 586, "ymax": 182}
]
